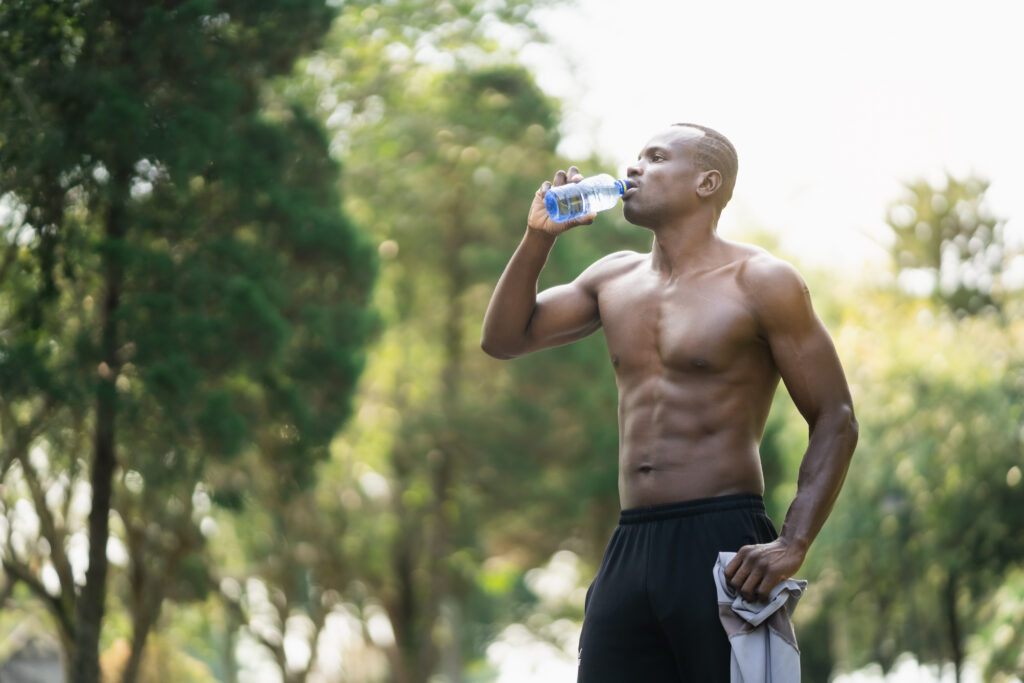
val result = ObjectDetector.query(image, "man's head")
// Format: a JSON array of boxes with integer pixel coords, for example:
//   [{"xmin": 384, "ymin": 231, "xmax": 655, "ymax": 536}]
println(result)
[
  {"xmin": 671, "ymin": 123, "xmax": 738, "ymax": 211},
  {"xmin": 622, "ymin": 123, "xmax": 738, "ymax": 229}
]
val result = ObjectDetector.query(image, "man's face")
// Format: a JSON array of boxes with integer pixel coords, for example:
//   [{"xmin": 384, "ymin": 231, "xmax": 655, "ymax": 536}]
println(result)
[{"xmin": 622, "ymin": 126, "xmax": 706, "ymax": 228}]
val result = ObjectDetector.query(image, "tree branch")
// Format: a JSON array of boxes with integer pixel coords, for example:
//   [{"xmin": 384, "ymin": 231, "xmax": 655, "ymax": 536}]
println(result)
[
  {"xmin": 0, "ymin": 224, "xmax": 28, "ymax": 287},
  {"xmin": 16, "ymin": 450, "xmax": 77, "ymax": 604},
  {"xmin": 0, "ymin": 576, "xmax": 15, "ymax": 607},
  {"xmin": 0, "ymin": 399, "xmax": 53, "ymax": 481},
  {"xmin": 0, "ymin": 54, "xmax": 42, "ymax": 129},
  {"xmin": 0, "ymin": 553, "xmax": 74, "ymax": 639}
]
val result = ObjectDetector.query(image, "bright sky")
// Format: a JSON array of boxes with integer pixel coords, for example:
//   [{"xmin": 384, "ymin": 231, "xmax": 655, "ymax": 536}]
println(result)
[{"xmin": 519, "ymin": 0, "xmax": 1024, "ymax": 272}]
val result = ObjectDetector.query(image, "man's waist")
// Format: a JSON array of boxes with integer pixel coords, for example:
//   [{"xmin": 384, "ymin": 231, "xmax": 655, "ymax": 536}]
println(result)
[{"xmin": 618, "ymin": 493, "xmax": 766, "ymax": 524}]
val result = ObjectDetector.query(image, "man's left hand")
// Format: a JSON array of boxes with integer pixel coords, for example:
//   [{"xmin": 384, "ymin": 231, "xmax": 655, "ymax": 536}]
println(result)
[{"xmin": 723, "ymin": 538, "xmax": 806, "ymax": 603}]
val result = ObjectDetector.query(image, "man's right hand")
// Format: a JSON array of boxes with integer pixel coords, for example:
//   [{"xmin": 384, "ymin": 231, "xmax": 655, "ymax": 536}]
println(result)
[{"xmin": 527, "ymin": 166, "xmax": 596, "ymax": 236}]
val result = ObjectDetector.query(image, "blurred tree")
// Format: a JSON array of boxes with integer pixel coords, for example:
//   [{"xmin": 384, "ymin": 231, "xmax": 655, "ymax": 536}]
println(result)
[
  {"xmin": 283, "ymin": 11, "xmax": 652, "ymax": 673},
  {"xmin": 805, "ymin": 297, "xmax": 1024, "ymax": 682},
  {"xmin": 0, "ymin": 3, "xmax": 374, "ymax": 683},
  {"xmin": 220, "ymin": 1, "xmax": 658, "ymax": 680},
  {"xmin": 212, "ymin": 450, "xmax": 352, "ymax": 683},
  {"xmin": 886, "ymin": 174, "xmax": 1011, "ymax": 315},
  {"xmin": 338, "ymin": 61, "xmax": 574, "ymax": 683},
  {"xmin": 972, "ymin": 569, "xmax": 1024, "ymax": 680}
]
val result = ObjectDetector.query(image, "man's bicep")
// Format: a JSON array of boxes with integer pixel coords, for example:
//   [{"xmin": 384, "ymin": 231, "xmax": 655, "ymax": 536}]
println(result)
[
  {"xmin": 755, "ymin": 261, "xmax": 853, "ymax": 422},
  {"xmin": 771, "ymin": 318, "xmax": 852, "ymax": 423},
  {"xmin": 523, "ymin": 280, "xmax": 601, "ymax": 352}
]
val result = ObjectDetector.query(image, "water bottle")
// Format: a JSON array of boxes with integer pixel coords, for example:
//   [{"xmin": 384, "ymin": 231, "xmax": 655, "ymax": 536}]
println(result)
[{"xmin": 544, "ymin": 173, "xmax": 629, "ymax": 223}]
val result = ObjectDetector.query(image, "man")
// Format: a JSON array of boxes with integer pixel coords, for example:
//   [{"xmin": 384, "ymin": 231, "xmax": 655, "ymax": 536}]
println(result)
[{"xmin": 480, "ymin": 123, "xmax": 858, "ymax": 681}]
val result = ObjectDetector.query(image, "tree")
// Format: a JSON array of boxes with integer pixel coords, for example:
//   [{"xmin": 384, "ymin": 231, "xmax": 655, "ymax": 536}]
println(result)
[
  {"xmin": 0, "ymin": 2, "xmax": 374, "ymax": 682},
  {"xmin": 213, "ymin": 452, "xmax": 353, "ymax": 683},
  {"xmin": 339, "ymin": 61, "xmax": 572, "ymax": 683},
  {"xmin": 287, "ymin": 28, "xmax": 651, "ymax": 675},
  {"xmin": 805, "ymin": 296, "xmax": 1024, "ymax": 681},
  {"xmin": 886, "ymin": 173, "xmax": 1011, "ymax": 315},
  {"xmin": 233, "ymin": 2, "xmax": 660, "ymax": 679}
]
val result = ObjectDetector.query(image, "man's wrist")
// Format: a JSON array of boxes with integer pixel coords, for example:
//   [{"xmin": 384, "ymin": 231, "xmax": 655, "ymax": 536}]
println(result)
[
  {"xmin": 777, "ymin": 532, "xmax": 811, "ymax": 557},
  {"xmin": 525, "ymin": 225, "xmax": 558, "ymax": 243}
]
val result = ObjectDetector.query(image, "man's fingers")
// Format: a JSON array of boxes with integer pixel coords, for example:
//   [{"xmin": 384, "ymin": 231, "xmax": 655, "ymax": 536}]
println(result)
[
  {"xmin": 552, "ymin": 167, "xmax": 585, "ymax": 187},
  {"xmin": 725, "ymin": 540, "xmax": 803, "ymax": 602},
  {"xmin": 740, "ymin": 571, "xmax": 764, "ymax": 602},
  {"xmin": 740, "ymin": 563, "xmax": 785, "ymax": 602},
  {"xmin": 724, "ymin": 548, "xmax": 747, "ymax": 580},
  {"xmin": 727, "ymin": 558, "xmax": 752, "ymax": 592},
  {"xmin": 727, "ymin": 546, "xmax": 773, "ymax": 600},
  {"xmin": 536, "ymin": 180, "xmax": 552, "ymax": 198}
]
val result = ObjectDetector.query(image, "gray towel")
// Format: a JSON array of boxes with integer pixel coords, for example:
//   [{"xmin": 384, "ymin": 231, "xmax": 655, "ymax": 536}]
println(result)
[{"xmin": 713, "ymin": 551, "xmax": 807, "ymax": 683}]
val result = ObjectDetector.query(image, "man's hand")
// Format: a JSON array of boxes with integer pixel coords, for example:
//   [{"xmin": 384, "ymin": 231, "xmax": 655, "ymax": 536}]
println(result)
[
  {"xmin": 723, "ymin": 538, "xmax": 807, "ymax": 602},
  {"xmin": 527, "ymin": 166, "xmax": 596, "ymax": 236}
]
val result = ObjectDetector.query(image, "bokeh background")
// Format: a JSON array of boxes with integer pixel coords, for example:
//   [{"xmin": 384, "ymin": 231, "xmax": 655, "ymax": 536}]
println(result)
[{"xmin": 1, "ymin": 1, "xmax": 1022, "ymax": 682}]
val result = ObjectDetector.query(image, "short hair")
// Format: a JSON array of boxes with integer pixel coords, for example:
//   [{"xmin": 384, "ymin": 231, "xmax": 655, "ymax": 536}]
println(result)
[{"xmin": 672, "ymin": 123, "xmax": 738, "ymax": 210}]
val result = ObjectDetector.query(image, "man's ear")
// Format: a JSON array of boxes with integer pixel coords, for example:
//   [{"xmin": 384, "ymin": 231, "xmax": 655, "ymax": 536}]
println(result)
[{"xmin": 697, "ymin": 170, "xmax": 722, "ymax": 200}]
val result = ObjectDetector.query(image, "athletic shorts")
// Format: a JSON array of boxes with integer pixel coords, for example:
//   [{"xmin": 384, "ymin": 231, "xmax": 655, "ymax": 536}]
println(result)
[{"xmin": 577, "ymin": 493, "xmax": 778, "ymax": 682}]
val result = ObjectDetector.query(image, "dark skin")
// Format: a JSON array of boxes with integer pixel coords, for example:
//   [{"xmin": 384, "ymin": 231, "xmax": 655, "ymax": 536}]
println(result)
[{"xmin": 481, "ymin": 126, "xmax": 858, "ymax": 602}]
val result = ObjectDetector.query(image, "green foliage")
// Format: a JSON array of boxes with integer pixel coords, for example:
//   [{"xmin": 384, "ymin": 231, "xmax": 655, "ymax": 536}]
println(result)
[
  {"xmin": 291, "ymin": 6, "xmax": 648, "ymax": 672},
  {"xmin": 0, "ymin": 0, "xmax": 374, "ymax": 679},
  {"xmin": 971, "ymin": 569, "xmax": 1024, "ymax": 679},
  {"xmin": 800, "ymin": 296, "xmax": 1024, "ymax": 676},
  {"xmin": 886, "ymin": 174, "xmax": 1011, "ymax": 315},
  {"xmin": 776, "ymin": 176, "xmax": 1024, "ymax": 680},
  {"xmin": 4, "ymin": 2, "xmax": 1020, "ymax": 681}
]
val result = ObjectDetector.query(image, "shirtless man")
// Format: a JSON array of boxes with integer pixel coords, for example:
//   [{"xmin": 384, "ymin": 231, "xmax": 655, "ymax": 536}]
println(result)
[{"xmin": 481, "ymin": 123, "xmax": 858, "ymax": 681}]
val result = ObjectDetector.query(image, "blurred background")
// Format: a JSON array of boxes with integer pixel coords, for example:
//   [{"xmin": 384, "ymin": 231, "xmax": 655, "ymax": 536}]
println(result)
[{"xmin": 1, "ymin": 1, "xmax": 1022, "ymax": 682}]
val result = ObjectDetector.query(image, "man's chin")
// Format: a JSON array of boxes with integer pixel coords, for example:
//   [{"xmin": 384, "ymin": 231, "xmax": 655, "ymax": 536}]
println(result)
[{"xmin": 622, "ymin": 205, "xmax": 654, "ymax": 230}]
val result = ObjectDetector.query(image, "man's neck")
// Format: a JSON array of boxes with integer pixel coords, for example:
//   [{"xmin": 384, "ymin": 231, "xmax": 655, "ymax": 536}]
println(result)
[{"xmin": 649, "ymin": 211, "xmax": 723, "ymax": 277}]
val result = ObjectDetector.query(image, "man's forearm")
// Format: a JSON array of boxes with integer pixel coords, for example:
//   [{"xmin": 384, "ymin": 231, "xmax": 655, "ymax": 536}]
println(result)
[
  {"xmin": 724, "ymin": 405, "xmax": 857, "ymax": 601},
  {"xmin": 481, "ymin": 228, "xmax": 557, "ymax": 359},
  {"xmin": 778, "ymin": 406, "xmax": 859, "ymax": 552}
]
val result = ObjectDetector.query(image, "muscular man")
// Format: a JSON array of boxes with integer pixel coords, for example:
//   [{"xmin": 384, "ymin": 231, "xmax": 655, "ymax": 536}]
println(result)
[{"xmin": 481, "ymin": 123, "xmax": 858, "ymax": 681}]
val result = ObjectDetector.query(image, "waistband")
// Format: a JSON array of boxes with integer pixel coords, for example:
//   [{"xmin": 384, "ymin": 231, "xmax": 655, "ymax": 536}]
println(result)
[{"xmin": 618, "ymin": 493, "xmax": 765, "ymax": 525}]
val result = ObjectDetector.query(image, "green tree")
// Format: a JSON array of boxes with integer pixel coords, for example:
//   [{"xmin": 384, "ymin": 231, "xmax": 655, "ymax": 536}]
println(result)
[
  {"xmin": 886, "ymin": 173, "xmax": 1011, "ymax": 315},
  {"xmin": 294, "ymin": 33, "xmax": 650, "ymax": 675},
  {"xmin": 213, "ymin": 452, "xmax": 352, "ymax": 683},
  {"xmin": 806, "ymin": 296, "xmax": 1024, "ymax": 681},
  {"xmin": 244, "ymin": 3, "xmax": 655, "ymax": 679},
  {"xmin": 0, "ymin": 3, "xmax": 374, "ymax": 682},
  {"xmin": 342, "ymin": 61, "xmax": 572, "ymax": 683}
]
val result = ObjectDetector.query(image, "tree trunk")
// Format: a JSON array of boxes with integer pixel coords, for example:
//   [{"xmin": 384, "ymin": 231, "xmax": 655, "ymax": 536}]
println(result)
[
  {"xmin": 429, "ymin": 192, "xmax": 467, "ymax": 683},
  {"xmin": 945, "ymin": 572, "xmax": 963, "ymax": 683},
  {"xmin": 120, "ymin": 627, "xmax": 147, "ymax": 683},
  {"xmin": 121, "ymin": 600, "xmax": 160, "ymax": 683},
  {"xmin": 222, "ymin": 599, "xmax": 241, "ymax": 683},
  {"xmin": 70, "ymin": 170, "xmax": 127, "ymax": 683},
  {"xmin": 384, "ymin": 190, "xmax": 469, "ymax": 683}
]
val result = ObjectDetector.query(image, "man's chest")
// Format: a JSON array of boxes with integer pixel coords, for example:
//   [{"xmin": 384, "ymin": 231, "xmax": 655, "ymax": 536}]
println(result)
[{"xmin": 597, "ymin": 273, "xmax": 764, "ymax": 374}]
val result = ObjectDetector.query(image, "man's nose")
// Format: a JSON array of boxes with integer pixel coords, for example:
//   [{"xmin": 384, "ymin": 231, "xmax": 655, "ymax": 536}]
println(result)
[{"xmin": 626, "ymin": 162, "xmax": 643, "ymax": 178}]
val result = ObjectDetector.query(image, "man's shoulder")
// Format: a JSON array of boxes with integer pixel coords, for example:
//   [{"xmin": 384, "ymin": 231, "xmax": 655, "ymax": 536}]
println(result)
[
  {"xmin": 579, "ymin": 250, "xmax": 646, "ymax": 284},
  {"xmin": 734, "ymin": 246, "xmax": 807, "ymax": 294},
  {"xmin": 594, "ymin": 249, "xmax": 646, "ymax": 268},
  {"xmin": 730, "ymin": 246, "xmax": 812, "ymax": 327}
]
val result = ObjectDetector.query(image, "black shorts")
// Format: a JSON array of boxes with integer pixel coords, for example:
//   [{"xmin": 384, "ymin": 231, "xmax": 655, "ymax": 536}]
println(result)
[{"xmin": 577, "ymin": 493, "xmax": 778, "ymax": 683}]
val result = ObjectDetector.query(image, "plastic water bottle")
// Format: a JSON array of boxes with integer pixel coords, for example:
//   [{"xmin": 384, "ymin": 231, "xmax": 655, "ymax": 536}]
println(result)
[{"xmin": 544, "ymin": 173, "xmax": 629, "ymax": 223}]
